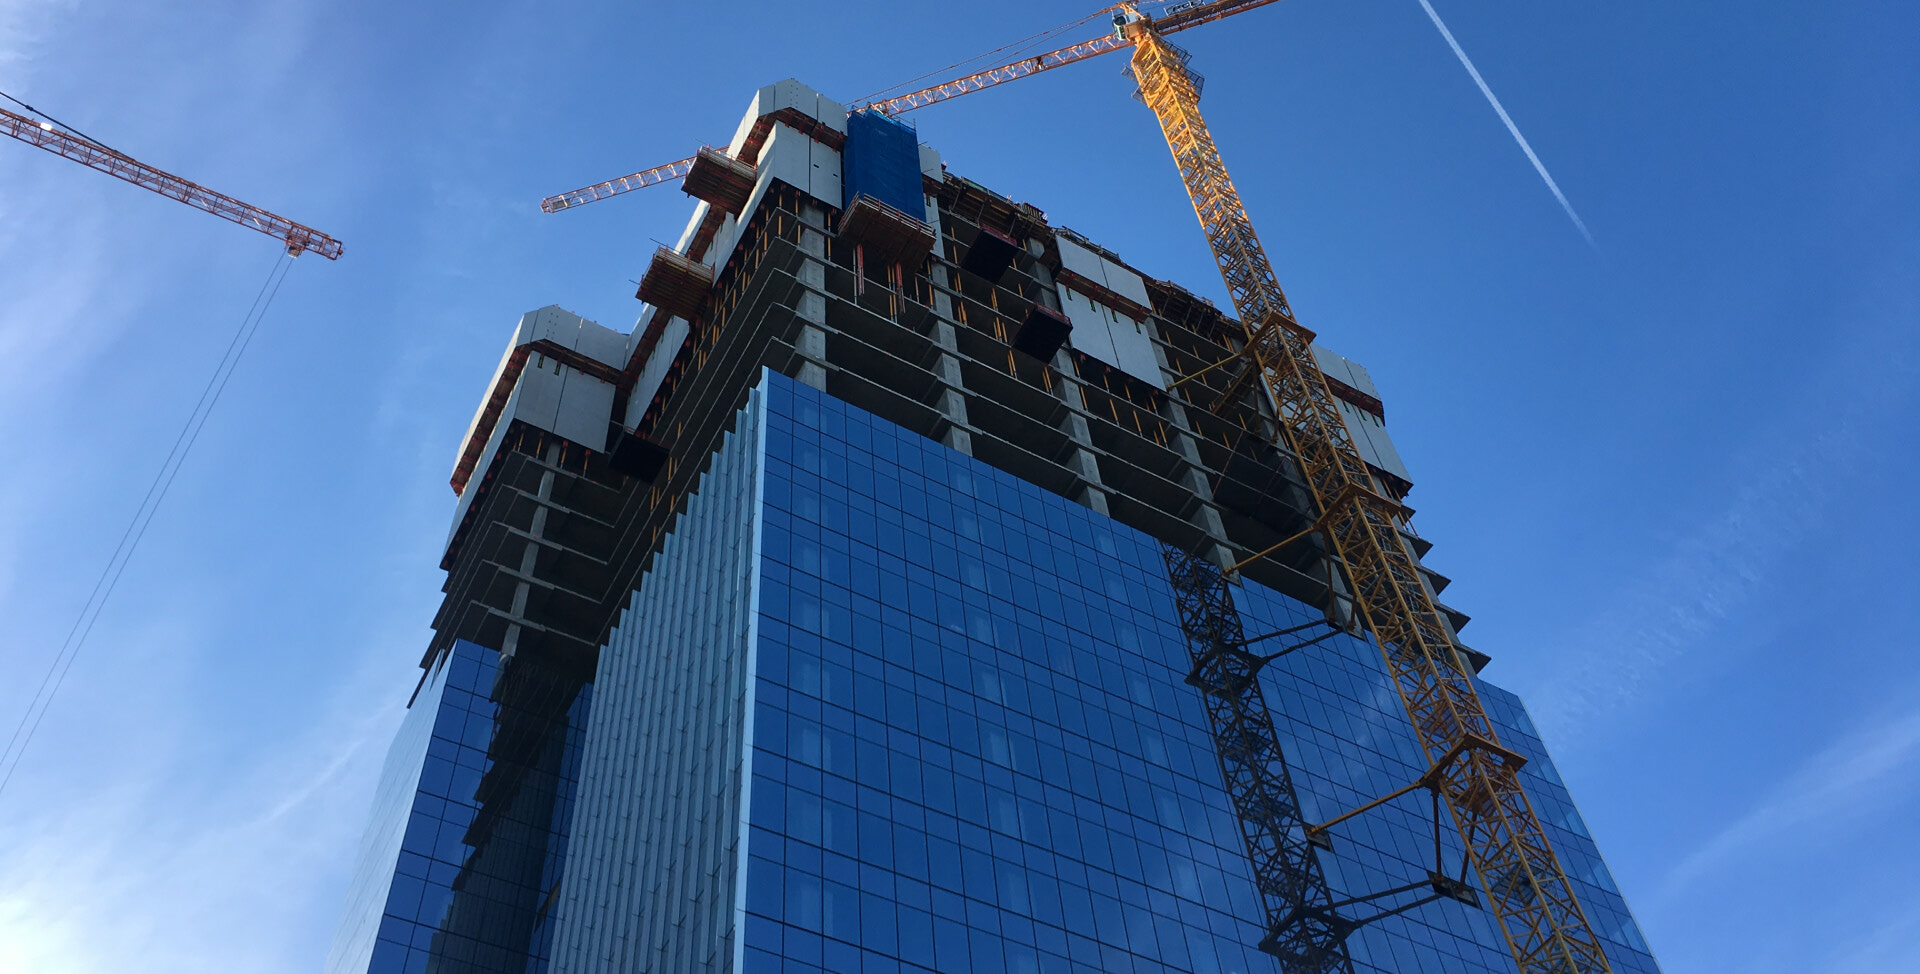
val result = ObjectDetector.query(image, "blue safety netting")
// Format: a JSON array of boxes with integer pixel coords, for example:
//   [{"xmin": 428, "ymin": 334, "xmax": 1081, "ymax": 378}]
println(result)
[{"xmin": 843, "ymin": 110, "xmax": 925, "ymax": 219}]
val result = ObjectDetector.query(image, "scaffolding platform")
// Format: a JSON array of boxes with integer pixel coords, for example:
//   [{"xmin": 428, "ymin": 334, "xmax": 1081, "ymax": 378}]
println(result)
[
  {"xmin": 682, "ymin": 146, "xmax": 756, "ymax": 215},
  {"xmin": 635, "ymin": 247, "xmax": 715, "ymax": 321},
  {"xmin": 839, "ymin": 193, "xmax": 937, "ymax": 267}
]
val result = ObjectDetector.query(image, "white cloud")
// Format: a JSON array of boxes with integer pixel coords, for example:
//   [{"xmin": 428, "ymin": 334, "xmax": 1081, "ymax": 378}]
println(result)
[
  {"xmin": 1528, "ymin": 303, "xmax": 1916, "ymax": 738},
  {"xmin": 1530, "ymin": 420, "xmax": 1849, "ymax": 731},
  {"xmin": 1659, "ymin": 706, "xmax": 1920, "ymax": 898},
  {"xmin": 1824, "ymin": 895, "xmax": 1920, "ymax": 974},
  {"xmin": 0, "ymin": 5, "xmax": 450, "ymax": 974}
]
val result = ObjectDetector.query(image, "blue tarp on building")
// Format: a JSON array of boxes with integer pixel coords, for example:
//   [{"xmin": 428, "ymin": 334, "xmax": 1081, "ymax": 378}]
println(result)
[{"xmin": 843, "ymin": 110, "xmax": 924, "ymax": 219}]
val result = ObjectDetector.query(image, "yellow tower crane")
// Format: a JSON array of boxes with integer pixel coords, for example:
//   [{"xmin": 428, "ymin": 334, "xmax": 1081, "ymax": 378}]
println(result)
[
  {"xmin": 541, "ymin": 3, "xmax": 1613, "ymax": 972},
  {"xmin": 1124, "ymin": 12, "xmax": 1611, "ymax": 974}
]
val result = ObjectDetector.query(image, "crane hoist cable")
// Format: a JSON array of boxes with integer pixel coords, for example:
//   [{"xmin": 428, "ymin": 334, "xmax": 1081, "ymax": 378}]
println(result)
[
  {"xmin": 0, "ymin": 253, "xmax": 295, "ymax": 804},
  {"xmin": 1, "ymin": 88, "xmax": 122, "ymax": 157}
]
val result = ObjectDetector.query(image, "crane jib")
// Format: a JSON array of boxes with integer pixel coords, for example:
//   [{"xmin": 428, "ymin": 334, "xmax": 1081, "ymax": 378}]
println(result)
[{"xmin": 1, "ymin": 104, "xmax": 343, "ymax": 259}]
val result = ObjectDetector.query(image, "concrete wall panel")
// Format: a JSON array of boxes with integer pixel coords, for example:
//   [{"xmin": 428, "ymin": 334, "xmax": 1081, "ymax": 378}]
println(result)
[
  {"xmin": 511, "ymin": 305, "xmax": 624, "ymax": 369},
  {"xmin": 729, "ymin": 79, "xmax": 847, "ymax": 159},
  {"xmin": 1056, "ymin": 235, "xmax": 1107, "ymax": 289},
  {"xmin": 575, "ymin": 317, "xmax": 628, "ymax": 370},
  {"xmin": 1099, "ymin": 255, "xmax": 1152, "ymax": 311},
  {"xmin": 756, "ymin": 124, "xmax": 813, "ymax": 202},
  {"xmin": 1363, "ymin": 413, "xmax": 1410, "ymax": 484},
  {"xmin": 1336, "ymin": 398, "xmax": 1412, "ymax": 485},
  {"xmin": 446, "ymin": 380, "xmax": 521, "ymax": 546},
  {"xmin": 813, "ymin": 90, "xmax": 848, "ymax": 135},
  {"xmin": 1061, "ymin": 286, "xmax": 1119, "ymax": 365},
  {"xmin": 1107, "ymin": 314, "xmax": 1166, "ymax": 389},
  {"xmin": 707, "ymin": 213, "xmax": 741, "ymax": 271},
  {"xmin": 674, "ymin": 199, "xmax": 713, "ymax": 254},
  {"xmin": 1059, "ymin": 267, "xmax": 1164, "ymax": 388},
  {"xmin": 1311, "ymin": 343, "xmax": 1380, "ymax": 401},
  {"xmin": 809, "ymin": 137, "xmax": 843, "ymax": 209},
  {"xmin": 454, "ymin": 339, "xmax": 522, "ymax": 476},
  {"xmin": 1344, "ymin": 357, "xmax": 1379, "ymax": 401},
  {"xmin": 627, "ymin": 318, "xmax": 691, "ymax": 429},
  {"xmin": 553, "ymin": 369, "xmax": 616, "ymax": 451},
  {"xmin": 512, "ymin": 362, "xmax": 563, "ymax": 433}
]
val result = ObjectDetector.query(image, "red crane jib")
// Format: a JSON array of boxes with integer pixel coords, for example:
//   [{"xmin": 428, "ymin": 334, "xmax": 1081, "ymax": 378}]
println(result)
[{"xmin": 2, "ymin": 105, "xmax": 343, "ymax": 260}]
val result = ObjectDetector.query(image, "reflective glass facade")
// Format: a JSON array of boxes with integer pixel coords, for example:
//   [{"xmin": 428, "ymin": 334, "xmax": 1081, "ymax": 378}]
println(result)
[
  {"xmin": 336, "ymin": 371, "xmax": 1659, "ymax": 974},
  {"xmin": 328, "ymin": 640, "xmax": 593, "ymax": 974},
  {"xmin": 1239, "ymin": 586, "xmax": 1660, "ymax": 973},
  {"xmin": 740, "ymin": 373, "xmax": 1660, "ymax": 974},
  {"xmin": 546, "ymin": 385, "xmax": 769, "ymax": 974}
]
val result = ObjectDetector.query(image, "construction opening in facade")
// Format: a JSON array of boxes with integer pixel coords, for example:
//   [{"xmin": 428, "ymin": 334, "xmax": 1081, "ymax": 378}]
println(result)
[{"xmin": 326, "ymin": 79, "xmax": 1662, "ymax": 974}]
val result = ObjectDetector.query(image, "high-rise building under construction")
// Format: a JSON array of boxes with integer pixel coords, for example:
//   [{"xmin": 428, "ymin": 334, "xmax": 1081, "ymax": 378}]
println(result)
[{"xmin": 327, "ymin": 81, "xmax": 1662, "ymax": 974}]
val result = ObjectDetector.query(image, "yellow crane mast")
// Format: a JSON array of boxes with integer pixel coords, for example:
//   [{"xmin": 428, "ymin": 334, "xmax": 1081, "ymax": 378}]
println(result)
[{"xmin": 1123, "ymin": 12, "xmax": 1611, "ymax": 974}]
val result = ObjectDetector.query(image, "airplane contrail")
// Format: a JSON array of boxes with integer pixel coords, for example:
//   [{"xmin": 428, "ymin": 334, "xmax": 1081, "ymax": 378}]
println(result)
[{"xmin": 1415, "ymin": 0, "xmax": 1597, "ymax": 249}]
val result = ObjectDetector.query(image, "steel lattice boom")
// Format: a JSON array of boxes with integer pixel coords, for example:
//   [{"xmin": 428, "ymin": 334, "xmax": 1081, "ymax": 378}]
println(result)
[
  {"xmin": 860, "ymin": 34, "xmax": 1132, "ymax": 116},
  {"xmin": 542, "ymin": 156, "xmax": 696, "ymax": 213},
  {"xmin": 1126, "ymin": 20, "xmax": 1611, "ymax": 974},
  {"xmin": 1, "ymin": 104, "xmax": 342, "ymax": 259}
]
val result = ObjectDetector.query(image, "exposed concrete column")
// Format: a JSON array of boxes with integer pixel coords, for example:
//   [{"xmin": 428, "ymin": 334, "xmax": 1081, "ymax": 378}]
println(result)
[
  {"xmin": 1165, "ymin": 392, "xmax": 1357, "ymax": 626},
  {"xmin": 1159, "ymin": 398, "xmax": 1233, "ymax": 569},
  {"xmin": 929, "ymin": 340, "xmax": 970, "ymax": 450},
  {"xmin": 790, "ymin": 229, "xmax": 833, "ymax": 391},
  {"xmin": 931, "ymin": 329, "xmax": 974, "ymax": 456},
  {"xmin": 502, "ymin": 442, "xmax": 560, "ymax": 663},
  {"xmin": 795, "ymin": 322, "xmax": 828, "ymax": 392},
  {"xmin": 925, "ymin": 267, "xmax": 973, "ymax": 456},
  {"xmin": 1028, "ymin": 258, "xmax": 1061, "ymax": 312},
  {"xmin": 928, "ymin": 264, "xmax": 961, "ymax": 326},
  {"xmin": 931, "ymin": 275, "xmax": 956, "ymax": 321},
  {"xmin": 935, "ymin": 395, "xmax": 972, "ymax": 454},
  {"xmin": 799, "ymin": 225, "xmax": 827, "ymax": 259},
  {"xmin": 1034, "ymin": 240, "xmax": 1099, "ymax": 509},
  {"xmin": 1050, "ymin": 351, "xmax": 1110, "ymax": 516}
]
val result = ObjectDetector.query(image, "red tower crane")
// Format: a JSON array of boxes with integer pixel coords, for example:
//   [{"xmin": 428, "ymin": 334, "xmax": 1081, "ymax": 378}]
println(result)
[{"xmin": 2, "ymin": 99, "xmax": 343, "ymax": 259}]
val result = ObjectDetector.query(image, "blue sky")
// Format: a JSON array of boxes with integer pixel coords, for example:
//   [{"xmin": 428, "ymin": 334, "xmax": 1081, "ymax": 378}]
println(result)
[{"xmin": 1, "ymin": 1, "xmax": 1915, "ymax": 972}]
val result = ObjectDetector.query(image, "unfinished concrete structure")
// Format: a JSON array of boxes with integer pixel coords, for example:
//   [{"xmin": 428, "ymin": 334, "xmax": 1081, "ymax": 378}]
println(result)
[{"xmin": 436, "ymin": 81, "xmax": 1452, "ymax": 679}]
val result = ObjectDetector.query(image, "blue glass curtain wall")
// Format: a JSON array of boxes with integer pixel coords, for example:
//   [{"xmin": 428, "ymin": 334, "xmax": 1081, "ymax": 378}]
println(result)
[
  {"xmin": 334, "ymin": 641, "xmax": 593, "ymax": 974},
  {"xmin": 741, "ymin": 372, "xmax": 1660, "ymax": 974}
]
